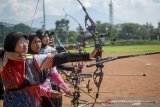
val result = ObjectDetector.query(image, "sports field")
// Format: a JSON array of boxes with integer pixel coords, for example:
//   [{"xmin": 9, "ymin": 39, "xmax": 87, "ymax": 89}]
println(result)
[
  {"xmin": 62, "ymin": 44, "xmax": 160, "ymax": 107},
  {"xmin": 0, "ymin": 45, "xmax": 160, "ymax": 107},
  {"xmin": 63, "ymin": 53, "xmax": 160, "ymax": 107}
]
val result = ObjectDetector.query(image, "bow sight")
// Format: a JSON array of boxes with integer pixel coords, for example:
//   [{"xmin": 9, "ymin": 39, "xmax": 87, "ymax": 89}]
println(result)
[{"xmin": 76, "ymin": 0, "xmax": 105, "ymax": 107}]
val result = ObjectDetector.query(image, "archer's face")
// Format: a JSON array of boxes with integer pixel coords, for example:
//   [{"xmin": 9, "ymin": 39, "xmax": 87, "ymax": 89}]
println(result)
[
  {"xmin": 15, "ymin": 37, "xmax": 29, "ymax": 54},
  {"xmin": 42, "ymin": 33, "xmax": 50, "ymax": 45},
  {"xmin": 31, "ymin": 36, "xmax": 42, "ymax": 53}
]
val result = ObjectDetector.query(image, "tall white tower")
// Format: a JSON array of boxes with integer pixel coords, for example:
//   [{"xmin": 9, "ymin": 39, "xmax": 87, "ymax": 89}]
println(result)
[
  {"xmin": 109, "ymin": 0, "xmax": 113, "ymax": 26},
  {"xmin": 108, "ymin": 0, "xmax": 114, "ymax": 44},
  {"xmin": 42, "ymin": 0, "xmax": 46, "ymax": 31}
]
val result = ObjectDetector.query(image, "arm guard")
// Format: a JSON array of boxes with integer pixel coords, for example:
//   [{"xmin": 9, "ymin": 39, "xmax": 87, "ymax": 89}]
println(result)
[{"xmin": 53, "ymin": 53, "xmax": 90, "ymax": 66}]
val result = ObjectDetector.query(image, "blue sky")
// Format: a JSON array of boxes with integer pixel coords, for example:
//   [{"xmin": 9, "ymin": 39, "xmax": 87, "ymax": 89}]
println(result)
[
  {"xmin": 153, "ymin": 0, "xmax": 160, "ymax": 3},
  {"xmin": 0, "ymin": 0, "xmax": 160, "ymax": 30}
]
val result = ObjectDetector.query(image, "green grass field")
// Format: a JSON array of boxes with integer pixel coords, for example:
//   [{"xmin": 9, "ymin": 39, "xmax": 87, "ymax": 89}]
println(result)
[
  {"xmin": 1, "ymin": 45, "xmax": 160, "ymax": 54},
  {"xmin": 85, "ymin": 45, "xmax": 160, "ymax": 54},
  {"xmin": 1, "ymin": 40, "xmax": 160, "ymax": 54}
]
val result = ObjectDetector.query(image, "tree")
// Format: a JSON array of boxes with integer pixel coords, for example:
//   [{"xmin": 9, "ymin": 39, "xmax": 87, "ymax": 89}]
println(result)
[
  {"xmin": 118, "ymin": 23, "xmax": 144, "ymax": 40},
  {"xmin": 96, "ymin": 21, "xmax": 107, "ymax": 33},
  {"xmin": 144, "ymin": 22, "xmax": 157, "ymax": 40},
  {"xmin": 55, "ymin": 19, "xmax": 70, "ymax": 43},
  {"xmin": 14, "ymin": 23, "xmax": 31, "ymax": 34},
  {"xmin": 68, "ymin": 31, "xmax": 78, "ymax": 43},
  {"xmin": 55, "ymin": 18, "xmax": 69, "ymax": 33}
]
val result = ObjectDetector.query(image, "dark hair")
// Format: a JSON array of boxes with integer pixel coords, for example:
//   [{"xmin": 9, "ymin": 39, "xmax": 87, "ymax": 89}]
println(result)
[
  {"xmin": 36, "ymin": 29, "xmax": 54, "ymax": 39},
  {"xmin": 4, "ymin": 32, "xmax": 27, "ymax": 52},
  {"xmin": 36, "ymin": 29, "xmax": 44, "ymax": 37}
]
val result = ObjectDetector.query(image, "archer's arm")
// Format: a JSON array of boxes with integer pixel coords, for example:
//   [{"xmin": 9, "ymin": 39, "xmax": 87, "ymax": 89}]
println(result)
[{"xmin": 35, "ymin": 48, "xmax": 98, "ymax": 70}]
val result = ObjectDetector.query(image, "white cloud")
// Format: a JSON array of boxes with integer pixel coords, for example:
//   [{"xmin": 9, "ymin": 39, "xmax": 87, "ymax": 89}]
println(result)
[
  {"xmin": 0, "ymin": 0, "xmax": 160, "ymax": 28},
  {"xmin": 113, "ymin": 0, "xmax": 160, "ymax": 26},
  {"xmin": 0, "ymin": 0, "xmax": 39, "ymax": 22}
]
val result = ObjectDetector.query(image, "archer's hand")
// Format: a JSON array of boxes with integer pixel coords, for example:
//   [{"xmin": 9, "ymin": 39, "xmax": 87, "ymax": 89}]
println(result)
[
  {"xmin": 4, "ymin": 52, "xmax": 26, "ymax": 60},
  {"xmin": 90, "ymin": 48, "xmax": 103, "ymax": 58},
  {"xmin": 50, "ymin": 90, "xmax": 62, "ymax": 98},
  {"xmin": 65, "ymin": 90, "xmax": 72, "ymax": 96}
]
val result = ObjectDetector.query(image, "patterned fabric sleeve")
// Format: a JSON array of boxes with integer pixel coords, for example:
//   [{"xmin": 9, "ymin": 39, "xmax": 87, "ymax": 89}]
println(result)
[
  {"xmin": 40, "ymin": 78, "xmax": 52, "ymax": 97},
  {"xmin": 0, "ymin": 58, "xmax": 8, "ymax": 73},
  {"xmin": 34, "ymin": 54, "xmax": 54, "ymax": 71}
]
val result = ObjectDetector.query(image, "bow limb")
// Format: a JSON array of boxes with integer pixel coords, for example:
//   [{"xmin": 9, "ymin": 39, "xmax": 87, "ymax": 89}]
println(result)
[
  {"xmin": 77, "ymin": 0, "xmax": 105, "ymax": 106},
  {"xmin": 27, "ymin": 0, "xmax": 40, "ymax": 37},
  {"xmin": 77, "ymin": 0, "xmax": 96, "ymax": 35}
]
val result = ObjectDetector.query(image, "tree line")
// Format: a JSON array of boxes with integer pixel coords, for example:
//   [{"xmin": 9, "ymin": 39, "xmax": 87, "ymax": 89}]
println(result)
[{"xmin": 0, "ymin": 19, "xmax": 160, "ymax": 47}]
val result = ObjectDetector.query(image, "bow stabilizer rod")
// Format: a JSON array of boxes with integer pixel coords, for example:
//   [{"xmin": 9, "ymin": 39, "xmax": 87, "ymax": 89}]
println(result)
[{"xmin": 87, "ymin": 51, "xmax": 160, "ymax": 67}]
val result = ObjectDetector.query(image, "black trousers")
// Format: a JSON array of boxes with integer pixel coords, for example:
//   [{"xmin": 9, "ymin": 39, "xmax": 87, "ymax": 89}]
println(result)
[{"xmin": 0, "ymin": 76, "xmax": 4, "ymax": 100}]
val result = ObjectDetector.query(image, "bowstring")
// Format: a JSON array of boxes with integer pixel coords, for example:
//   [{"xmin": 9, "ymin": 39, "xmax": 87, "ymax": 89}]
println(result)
[
  {"xmin": 26, "ymin": 0, "xmax": 56, "ymax": 107},
  {"xmin": 27, "ymin": 0, "xmax": 40, "ymax": 38},
  {"xmin": 55, "ymin": 35, "xmax": 68, "ymax": 53}
]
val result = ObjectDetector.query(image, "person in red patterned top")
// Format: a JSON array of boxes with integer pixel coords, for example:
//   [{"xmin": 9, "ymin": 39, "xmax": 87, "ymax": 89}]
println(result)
[{"xmin": 0, "ymin": 32, "xmax": 99, "ymax": 107}]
